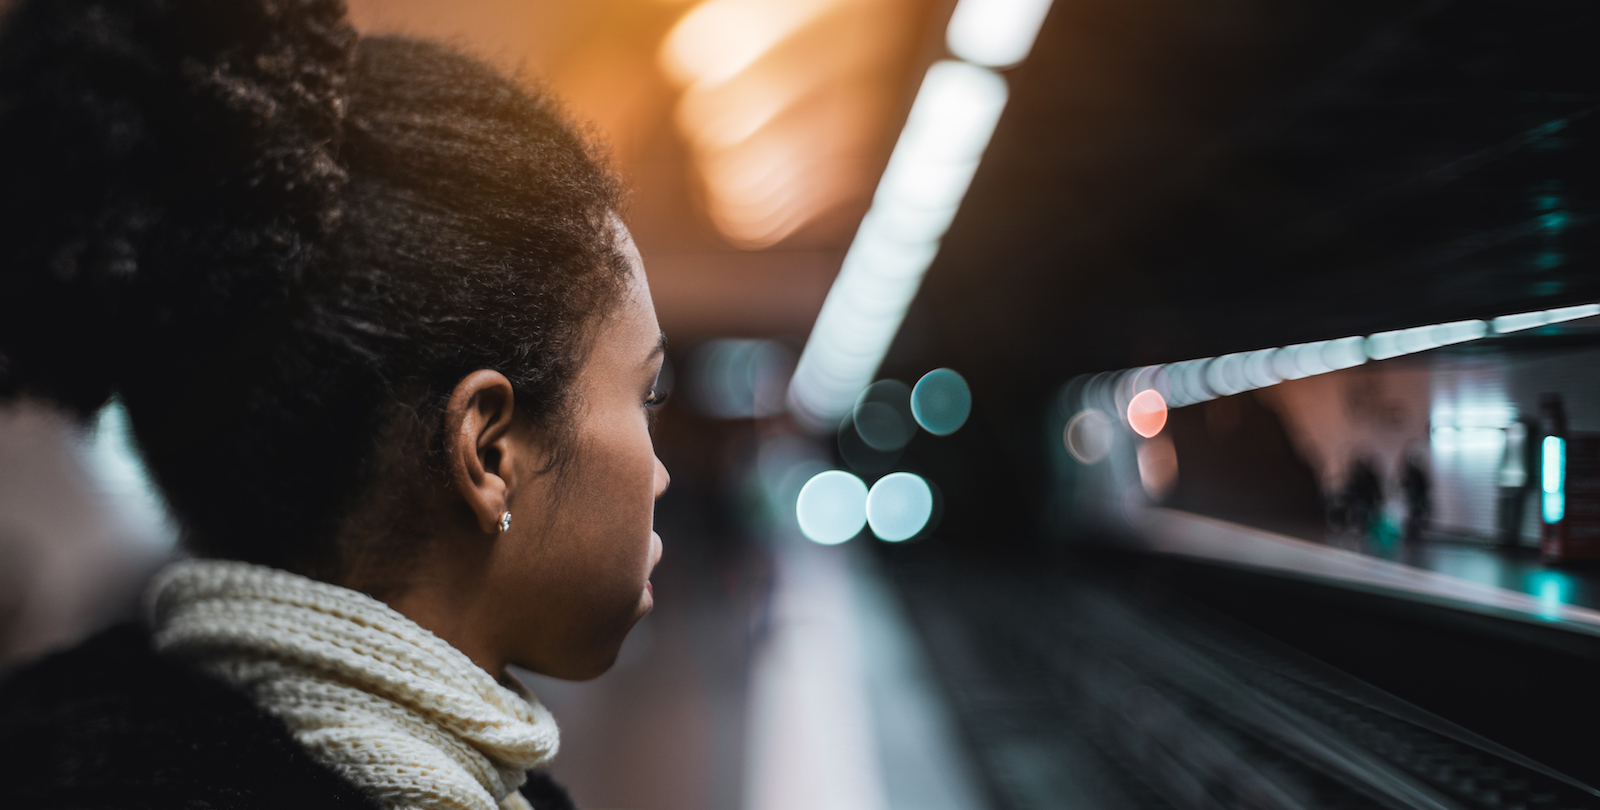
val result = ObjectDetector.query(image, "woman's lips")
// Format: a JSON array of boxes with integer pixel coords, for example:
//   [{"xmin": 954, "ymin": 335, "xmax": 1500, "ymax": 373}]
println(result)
[{"xmin": 644, "ymin": 531, "xmax": 663, "ymax": 598}]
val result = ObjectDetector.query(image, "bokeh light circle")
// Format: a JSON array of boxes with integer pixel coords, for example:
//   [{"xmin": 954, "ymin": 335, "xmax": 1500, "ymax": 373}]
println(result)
[
  {"xmin": 911, "ymin": 368, "xmax": 971, "ymax": 436},
  {"xmin": 1127, "ymin": 389, "xmax": 1168, "ymax": 438},
  {"xmin": 853, "ymin": 380, "xmax": 915, "ymax": 451},
  {"xmin": 1065, "ymin": 409, "xmax": 1113, "ymax": 464},
  {"xmin": 795, "ymin": 470, "xmax": 868, "ymax": 545},
  {"xmin": 866, "ymin": 472, "xmax": 934, "ymax": 542}
]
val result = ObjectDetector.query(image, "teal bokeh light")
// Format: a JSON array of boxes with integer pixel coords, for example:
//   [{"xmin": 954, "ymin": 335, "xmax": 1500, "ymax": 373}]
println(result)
[
  {"xmin": 911, "ymin": 368, "xmax": 972, "ymax": 436},
  {"xmin": 1543, "ymin": 436, "xmax": 1566, "ymax": 524},
  {"xmin": 854, "ymin": 380, "xmax": 916, "ymax": 451},
  {"xmin": 1528, "ymin": 570, "xmax": 1573, "ymax": 620},
  {"xmin": 796, "ymin": 470, "xmax": 868, "ymax": 545},
  {"xmin": 866, "ymin": 472, "xmax": 934, "ymax": 542}
]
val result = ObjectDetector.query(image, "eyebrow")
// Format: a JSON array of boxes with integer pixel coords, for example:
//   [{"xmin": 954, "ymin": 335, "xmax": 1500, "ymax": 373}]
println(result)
[{"xmin": 645, "ymin": 332, "xmax": 667, "ymax": 364}]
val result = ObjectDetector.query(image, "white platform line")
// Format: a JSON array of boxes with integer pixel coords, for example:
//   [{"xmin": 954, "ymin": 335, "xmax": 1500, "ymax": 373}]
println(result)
[{"xmin": 1139, "ymin": 508, "xmax": 1600, "ymax": 636}]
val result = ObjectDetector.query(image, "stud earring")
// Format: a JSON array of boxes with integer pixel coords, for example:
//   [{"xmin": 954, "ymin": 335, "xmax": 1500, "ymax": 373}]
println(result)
[{"xmin": 498, "ymin": 511, "xmax": 512, "ymax": 533}]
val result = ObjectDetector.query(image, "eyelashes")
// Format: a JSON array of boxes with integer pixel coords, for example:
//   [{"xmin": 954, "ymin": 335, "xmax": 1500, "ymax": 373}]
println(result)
[{"xmin": 645, "ymin": 388, "xmax": 669, "ymax": 431}]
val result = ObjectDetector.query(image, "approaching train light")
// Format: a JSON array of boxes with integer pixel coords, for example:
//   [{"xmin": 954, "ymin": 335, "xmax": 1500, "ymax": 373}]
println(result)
[
  {"xmin": 796, "ymin": 470, "xmax": 869, "ymax": 545},
  {"xmin": 1126, "ymin": 390, "xmax": 1168, "ymax": 438}
]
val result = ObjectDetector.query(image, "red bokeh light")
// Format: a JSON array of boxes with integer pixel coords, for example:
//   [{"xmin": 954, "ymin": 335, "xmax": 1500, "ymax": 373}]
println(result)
[{"xmin": 1127, "ymin": 389, "xmax": 1168, "ymax": 438}]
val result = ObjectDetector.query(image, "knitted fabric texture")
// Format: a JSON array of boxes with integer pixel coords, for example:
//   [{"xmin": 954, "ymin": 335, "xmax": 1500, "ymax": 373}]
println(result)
[{"xmin": 149, "ymin": 559, "xmax": 560, "ymax": 810}]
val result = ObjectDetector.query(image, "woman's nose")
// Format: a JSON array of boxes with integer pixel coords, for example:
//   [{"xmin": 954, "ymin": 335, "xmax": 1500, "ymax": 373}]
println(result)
[{"xmin": 653, "ymin": 456, "xmax": 670, "ymax": 499}]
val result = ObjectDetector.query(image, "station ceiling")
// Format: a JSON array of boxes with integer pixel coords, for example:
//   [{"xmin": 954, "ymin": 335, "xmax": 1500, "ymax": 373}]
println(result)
[
  {"xmin": 345, "ymin": 0, "xmax": 1596, "ymax": 402},
  {"xmin": 910, "ymin": 0, "xmax": 1597, "ymax": 394},
  {"xmin": 347, "ymin": 0, "xmax": 947, "ymax": 340}
]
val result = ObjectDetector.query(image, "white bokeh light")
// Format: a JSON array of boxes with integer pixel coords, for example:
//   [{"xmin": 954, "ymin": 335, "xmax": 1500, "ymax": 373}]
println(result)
[
  {"xmin": 796, "ymin": 470, "xmax": 869, "ymax": 545},
  {"xmin": 865, "ymin": 472, "xmax": 933, "ymax": 542},
  {"xmin": 946, "ymin": 0, "xmax": 1055, "ymax": 68}
]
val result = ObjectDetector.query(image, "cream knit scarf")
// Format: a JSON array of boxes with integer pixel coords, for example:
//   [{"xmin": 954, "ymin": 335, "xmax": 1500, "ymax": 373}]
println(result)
[{"xmin": 148, "ymin": 559, "xmax": 560, "ymax": 810}]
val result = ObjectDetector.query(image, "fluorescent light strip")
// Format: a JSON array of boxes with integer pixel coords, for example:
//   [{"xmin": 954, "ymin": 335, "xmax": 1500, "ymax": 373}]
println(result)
[
  {"xmin": 788, "ymin": 61, "xmax": 1009, "ymax": 429},
  {"xmin": 946, "ymin": 0, "xmax": 1055, "ymax": 68},
  {"xmin": 1165, "ymin": 337, "xmax": 1364, "ymax": 407},
  {"xmin": 1155, "ymin": 303, "xmax": 1599, "ymax": 408},
  {"xmin": 1366, "ymin": 319, "xmax": 1487, "ymax": 361},
  {"xmin": 788, "ymin": 0, "xmax": 1056, "ymax": 431},
  {"xmin": 1492, "ymin": 303, "xmax": 1600, "ymax": 334}
]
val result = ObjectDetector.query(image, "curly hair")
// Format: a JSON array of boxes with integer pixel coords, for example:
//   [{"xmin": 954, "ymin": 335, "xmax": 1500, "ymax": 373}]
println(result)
[{"xmin": 0, "ymin": 0, "xmax": 630, "ymax": 579}]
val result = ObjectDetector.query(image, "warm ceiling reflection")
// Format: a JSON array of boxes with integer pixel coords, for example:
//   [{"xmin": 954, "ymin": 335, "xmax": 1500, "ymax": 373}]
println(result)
[
  {"xmin": 661, "ymin": 0, "xmax": 920, "ymax": 248},
  {"xmin": 342, "ymin": 0, "xmax": 935, "ymax": 336}
]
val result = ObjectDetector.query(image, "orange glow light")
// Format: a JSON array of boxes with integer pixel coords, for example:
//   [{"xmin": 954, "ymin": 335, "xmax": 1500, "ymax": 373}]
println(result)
[
  {"xmin": 660, "ymin": 0, "xmax": 906, "ymax": 248},
  {"xmin": 661, "ymin": 0, "xmax": 840, "ymax": 88},
  {"xmin": 1127, "ymin": 389, "xmax": 1168, "ymax": 438}
]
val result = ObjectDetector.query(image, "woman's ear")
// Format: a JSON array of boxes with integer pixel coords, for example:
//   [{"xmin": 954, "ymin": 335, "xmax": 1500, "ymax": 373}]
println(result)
[{"xmin": 443, "ymin": 370, "xmax": 529, "ymax": 535}]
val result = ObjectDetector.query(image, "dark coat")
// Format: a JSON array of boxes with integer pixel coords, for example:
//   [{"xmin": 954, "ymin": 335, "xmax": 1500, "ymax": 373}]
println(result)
[{"xmin": 0, "ymin": 623, "xmax": 577, "ymax": 810}]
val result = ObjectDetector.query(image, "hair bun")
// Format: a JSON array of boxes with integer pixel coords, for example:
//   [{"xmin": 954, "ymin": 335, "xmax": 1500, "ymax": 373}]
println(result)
[{"xmin": 0, "ymin": 0, "xmax": 355, "ymax": 414}]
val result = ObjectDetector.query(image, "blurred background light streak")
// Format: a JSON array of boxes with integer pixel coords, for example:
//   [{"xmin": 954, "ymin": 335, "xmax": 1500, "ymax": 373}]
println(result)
[
  {"xmin": 1366, "ymin": 320, "xmax": 1487, "ymax": 361},
  {"xmin": 661, "ymin": 0, "xmax": 841, "ymax": 88},
  {"xmin": 80, "ymin": 400, "xmax": 176, "ymax": 553},
  {"xmin": 788, "ymin": 60, "xmax": 1009, "ymax": 429},
  {"xmin": 1065, "ymin": 409, "xmax": 1114, "ymax": 464},
  {"xmin": 685, "ymin": 339, "xmax": 793, "ymax": 419},
  {"xmin": 945, "ymin": 0, "xmax": 1055, "ymax": 68},
  {"xmin": 1491, "ymin": 303, "xmax": 1600, "ymax": 334},
  {"xmin": 1140, "ymin": 305, "xmax": 1598, "ymax": 413},
  {"xmin": 1136, "ymin": 434, "xmax": 1179, "ymax": 498},
  {"xmin": 661, "ymin": 0, "xmax": 909, "ymax": 249}
]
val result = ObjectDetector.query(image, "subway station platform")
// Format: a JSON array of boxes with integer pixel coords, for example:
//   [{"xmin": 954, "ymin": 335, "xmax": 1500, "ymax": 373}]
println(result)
[{"xmin": 1141, "ymin": 509, "xmax": 1600, "ymax": 630}]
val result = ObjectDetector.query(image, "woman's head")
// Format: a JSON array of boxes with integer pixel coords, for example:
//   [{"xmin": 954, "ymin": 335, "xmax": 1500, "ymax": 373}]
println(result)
[
  {"xmin": 0, "ymin": 0, "xmax": 666, "ymax": 674},
  {"xmin": 402, "ymin": 229, "xmax": 670, "ymax": 679}
]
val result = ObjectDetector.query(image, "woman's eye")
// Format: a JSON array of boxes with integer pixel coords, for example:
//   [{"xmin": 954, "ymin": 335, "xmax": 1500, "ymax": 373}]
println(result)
[{"xmin": 644, "ymin": 388, "xmax": 669, "ymax": 408}]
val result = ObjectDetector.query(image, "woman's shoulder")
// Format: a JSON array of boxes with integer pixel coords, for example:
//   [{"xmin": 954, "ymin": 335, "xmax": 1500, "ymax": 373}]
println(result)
[{"xmin": 0, "ymin": 622, "xmax": 383, "ymax": 809}]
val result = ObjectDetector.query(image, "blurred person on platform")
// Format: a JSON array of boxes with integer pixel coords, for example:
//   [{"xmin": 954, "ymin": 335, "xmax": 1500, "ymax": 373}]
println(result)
[
  {"xmin": 1400, "ymin": 445, "xmax": 1432, "ymax": 543},
  {"xmin": 1330, "ymin": 456, "xmax": 1384, "ymax": 539},
  {"xmin": 0, "ymin": 1, "xmax": 670, "ymax": 808}
]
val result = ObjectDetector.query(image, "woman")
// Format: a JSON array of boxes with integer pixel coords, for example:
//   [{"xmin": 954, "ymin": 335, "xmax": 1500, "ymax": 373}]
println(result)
[{"xmin": 0, "ymin": 1, "xmax": 669, "ymax": 808}]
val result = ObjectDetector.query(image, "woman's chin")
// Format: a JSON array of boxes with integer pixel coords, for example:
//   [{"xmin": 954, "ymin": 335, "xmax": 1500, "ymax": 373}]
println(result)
[
  {"xmin": 515, "ymin": 600, "xmax": 654, "ymax": 681},
  {"xmin": 540, "ymin": 649, "xmax": 620, "ymax": 681}
]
